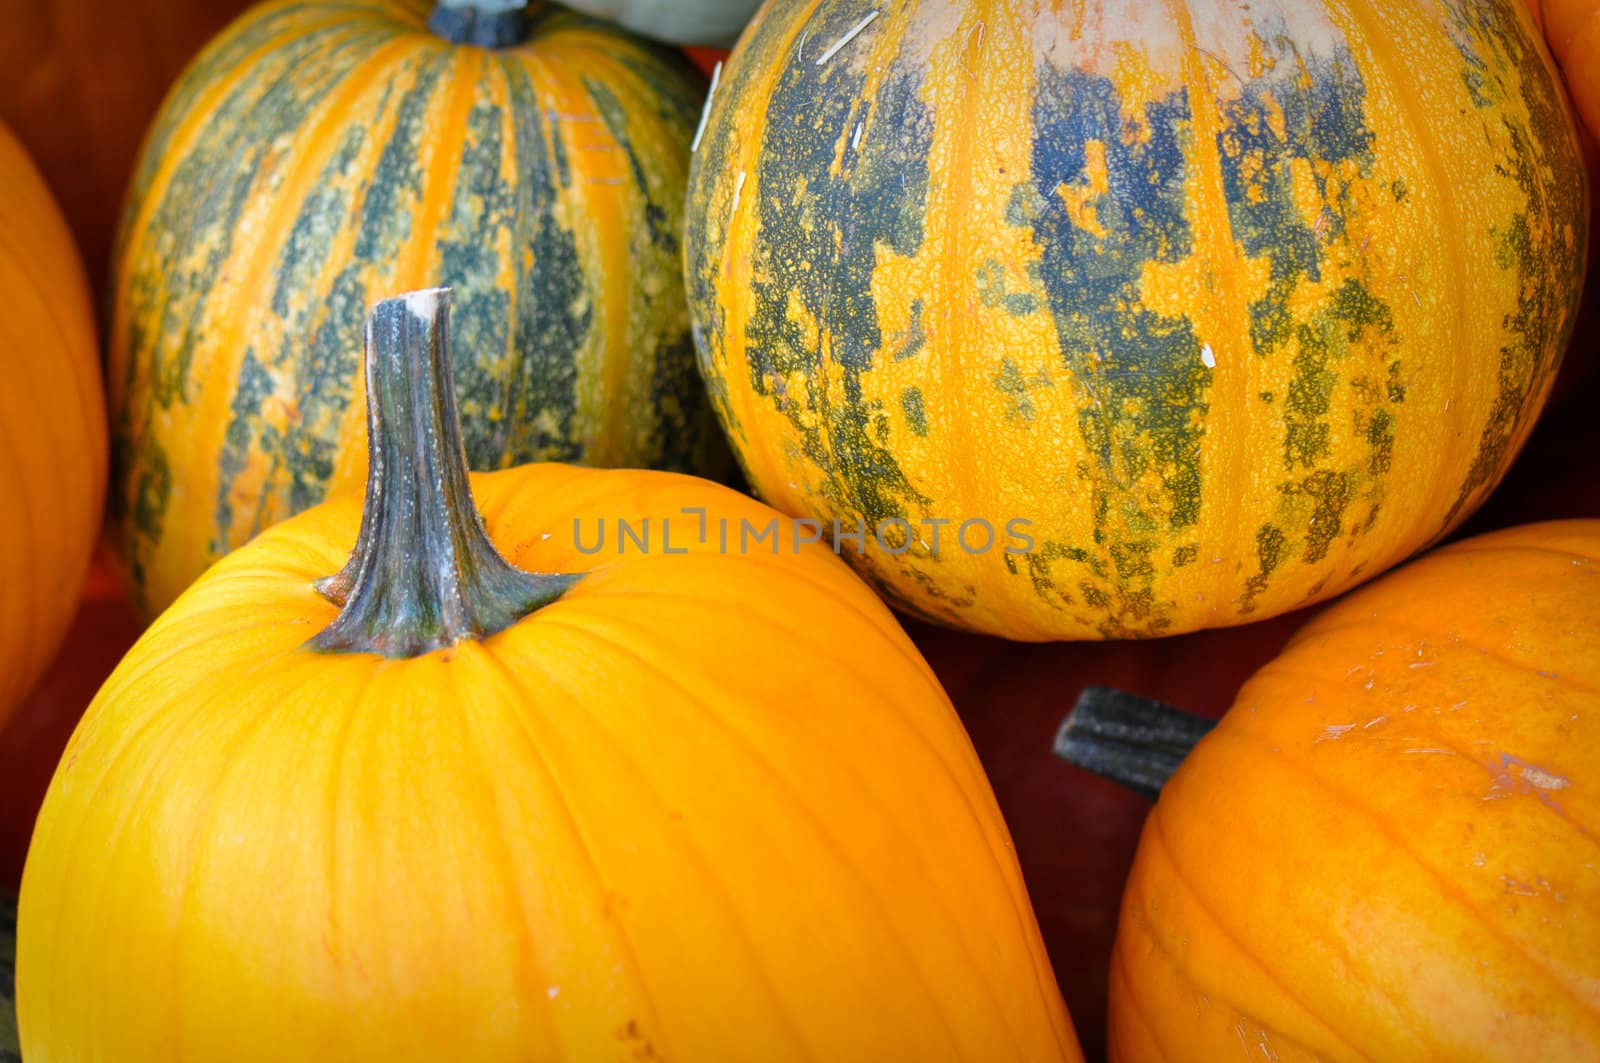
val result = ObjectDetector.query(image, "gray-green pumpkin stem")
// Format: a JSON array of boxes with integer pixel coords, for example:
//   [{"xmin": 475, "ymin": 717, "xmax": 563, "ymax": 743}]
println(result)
[
  {"xmin": 428, "ymin": 0, "xmax": 534, "ymax": 47},
  {"xmin": 311, "ymin": 288, "xmax": 579, "ymax": 658},
  {"xmin": 1054, "ymin": 687, "xmax": 1217, "ymax": 801}
]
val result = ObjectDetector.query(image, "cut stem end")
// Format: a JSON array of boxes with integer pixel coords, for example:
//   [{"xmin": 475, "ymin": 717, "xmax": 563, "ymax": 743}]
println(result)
[{"xmin": 1054, "ymin": 687, "xmax": 1216, "ymax": 801}]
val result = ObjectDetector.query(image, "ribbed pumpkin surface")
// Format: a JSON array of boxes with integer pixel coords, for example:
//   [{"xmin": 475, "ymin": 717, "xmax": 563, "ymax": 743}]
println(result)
[
  {"xmin": 111, "ymin": 0, "xmax": 716, "ymax": 616},
  {"xmin": 1110, "ymin": 520, "xmax": 1600, "ymax": 1059},
  {"xmin": 686, "ymin": 0, "xmax": 1589, "ymax": 641},
  {"xmin": 19, "ymin": 466, "xmax": 1080, "ymax": 1062},
  {"xmin": 0, "ymin": 123, "xmax": 106, "ymax": 722}
]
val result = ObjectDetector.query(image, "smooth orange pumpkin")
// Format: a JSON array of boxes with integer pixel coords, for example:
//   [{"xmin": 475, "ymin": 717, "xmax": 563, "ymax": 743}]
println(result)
[
  {"xmin": 0, "ymin": 122, "xmax": 106, "ymax": 727},
  {"xmin": 0, "ymin": 0, "xmax": 253, "ymax": 289},
  {"xmin": 19, "ymin": 289, "xmax": 1079, "ymax": 1062},
  {"xmin": 687, "ymin": 0, "xmax": 1589, "ymax": 642},
  {"xmin": 1533, "ymin": 0, "xmax": 1600, "ymax": 138},
  {"xmin": 1062, "ymin": 520, "xmax": 1600, "ymax": 1059}
]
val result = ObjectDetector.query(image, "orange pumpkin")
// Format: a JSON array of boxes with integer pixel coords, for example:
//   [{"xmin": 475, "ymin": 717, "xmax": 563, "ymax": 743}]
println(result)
[
  {"xmin": 19, "ymin": 289, "xmax": 1080, "ymax": 1062},
  {"xmin": 0, "ymin": 122, "xmax": 106, "ymax": 727},
  {"xmin": 0, "ymin": 0, "xmax": 254, "ymax": 290},
  {"xmin": 1061, "ymin": 520, "xmax": 1600, "ymax": 1059},
  {"xmin": 1533, "ymin": 0, "xmax": 1600, "ymax": 138}
]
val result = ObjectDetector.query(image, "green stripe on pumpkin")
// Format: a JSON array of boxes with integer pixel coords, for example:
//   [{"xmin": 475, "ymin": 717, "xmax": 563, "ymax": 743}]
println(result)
[{"xmin": 109, "ymin": 0, "xmax": 720, "ymax": 616}]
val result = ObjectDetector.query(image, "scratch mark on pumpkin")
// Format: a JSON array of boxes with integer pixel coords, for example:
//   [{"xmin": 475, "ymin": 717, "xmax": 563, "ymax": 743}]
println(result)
[
  {"xmin": 1317, "ymin": 723, "xmax": 1355, "ymax": 742},
  {"xmin": 1512, "ymin": 761, "xmax": 1570, "ymax": 791},
  {"xmin": 815, "ymin": 10, "xmax": 880, "ymax": 66},
  {"xmin": 1404, "ymin": 748, "xmax": 1455, "ymax": 755},
  {"xmin": 852, "ymin": 120, "xmax": 864, "ymax": 151},
  {"xmin": 1363, "ymin": 714, "xmax": 1387, "ymax": 729},
  {"xmin": 691, "ymin": 60, "xmax": 722, "ymax": 154},
  {"xmin": 1201, "ymin": 342, "xmax": 1216, "ymax": 369},
  {"xmin": 731, "ymin": 170, "xmax": 746, "ymax": 212}
]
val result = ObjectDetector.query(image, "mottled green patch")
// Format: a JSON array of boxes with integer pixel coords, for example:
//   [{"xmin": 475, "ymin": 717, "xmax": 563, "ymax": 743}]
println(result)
[
  {"xmin": 1173, "ymin": 543, "xmax": 1199, "ymax": 567},
  {"xmin": 1437, "ymin": 0, "xmax": 1587, "ymax": 530},
  {"xmin": 1224, "ymin": 47, "xmax": 1375, "ymax": 357},
  {"xmin": 1218, "ymin": 41, "xmax": 1401, "ymax": 605},
  {"xmin": 1385, "ymin": 361, "xmax": 1406, "ymax": 403},
  {"xmin": 1022, "ymin": 66, "xmax": 1203, "ymax": 636},
  {"xmin": 977, "ymin": 259, "xmax": 1040, "ymax": 316},
  {"xmin": 892, "ymin": 299, "xmax": 928, "ymax": 361},
  {"xmin": 1296, "ymin": 469, "xmax": 1354, "ymax": 565},
  {"xmin": 994, "ymin": 358, "xmax": 1052, "ymax": 423},
  {"xmin": 739, "ymin": 17, "xmax": 936, "ymax": 541},
  {"xmin": 1242, "ymin": 522, "xmax": 1287, "ymax": 611},
  {"xmin": 587, "ymin": 75, "xmax": 676, "ymax": 252},
  {"xmin": 130, "ymin": 444, "xmax": 171, "ymax": 571},
  {"xmin": 901, "ymin": 387, "xmax": 928, "ymax": 436},
  {"xmin": 1367, "ymin": 408, "xmax": 1395, "ymax": 475},
  {"xmin": 1285, "ymin": 278, "xmax": 1393, "ymax": 470},
  {"xmin": 213, "ymin": 348, "xmax": 273, "ymax": 552}
]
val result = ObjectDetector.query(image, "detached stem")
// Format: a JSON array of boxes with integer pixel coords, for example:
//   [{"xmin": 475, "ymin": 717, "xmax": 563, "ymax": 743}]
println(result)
[
  {"xmin": 311, "ymin": 288, "xmax": 579, "ymax": 658},
  {"xmin": 1054, "ymin": 687, "xmax": 1216, "ymax": 801}
]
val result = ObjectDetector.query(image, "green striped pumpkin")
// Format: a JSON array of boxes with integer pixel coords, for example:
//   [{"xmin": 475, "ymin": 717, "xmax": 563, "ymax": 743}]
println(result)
[
  {"xmin": 686, "ymin": 0, "xmax": 1588, "ymax": 641},
  {"xmin": 110, "ymin": 0, "xmax": 720, "ymax": 616}
]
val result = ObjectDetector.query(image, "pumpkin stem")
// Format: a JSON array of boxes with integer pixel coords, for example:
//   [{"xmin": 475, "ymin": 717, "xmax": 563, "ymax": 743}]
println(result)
[
  {"xmin": 1053, "ymin": 687, "xmax": 1216, "ymax": 801},
  {"xmin": 428, "ymin": 0, "xmax": 533, "ymax": 47},
  {"xmin": 310, "ymin": 288, "xmax": 580, "ymax": 658}
]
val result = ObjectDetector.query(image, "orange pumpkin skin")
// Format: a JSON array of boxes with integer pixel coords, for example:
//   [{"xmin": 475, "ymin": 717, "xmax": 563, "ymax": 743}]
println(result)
[
  {"xmin": 1535, "ymin": 0, "xmax": 1600, "ymax": 138},
  {"xmin": 21, "ymin": 468, "xmax": 1079, "ymax": 1062},
  {"xmin": 1109, "ymin": 520, "xmax": 1600, "ymax": 1060},
  {"xmin": 22, "ymin": 289, "xmax": 1078, "ymax": 1061},
  {"xmin": 0, "ymin": 123, "xmax": 107, "ymax": 725},
  {"xmin": 0, "ymin": 0, "xmax": 254, "ymax": 289}
]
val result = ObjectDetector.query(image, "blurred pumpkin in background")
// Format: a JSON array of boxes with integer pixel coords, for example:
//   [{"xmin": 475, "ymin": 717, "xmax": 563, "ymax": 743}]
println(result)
[
  {"xmin": 0, "ymin": 123, "xmax": 106, "ymax": 731},
  {"xmin": 1528, "ymin": 0, "xmax": 1600, "ymax": 138}
]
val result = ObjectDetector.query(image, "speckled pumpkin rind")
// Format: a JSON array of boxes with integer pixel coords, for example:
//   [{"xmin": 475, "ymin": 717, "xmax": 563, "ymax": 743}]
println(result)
[
  {"xmin": 686, "ymin": 0, "xmax": 1589, "ymax": 641},
  {"xmin": 111, "ymin": 0, "xmax": 720, "ymax": 616}
]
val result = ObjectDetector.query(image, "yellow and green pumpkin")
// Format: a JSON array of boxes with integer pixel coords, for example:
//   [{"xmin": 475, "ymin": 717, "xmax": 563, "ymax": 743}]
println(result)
[
  {"xmin": 111, "ymin": 0, "xmax": 721, "ymax": 617},
  {"xmin": 686, "ymin": 0, "xmax": 1589, "ymax": 641}
]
